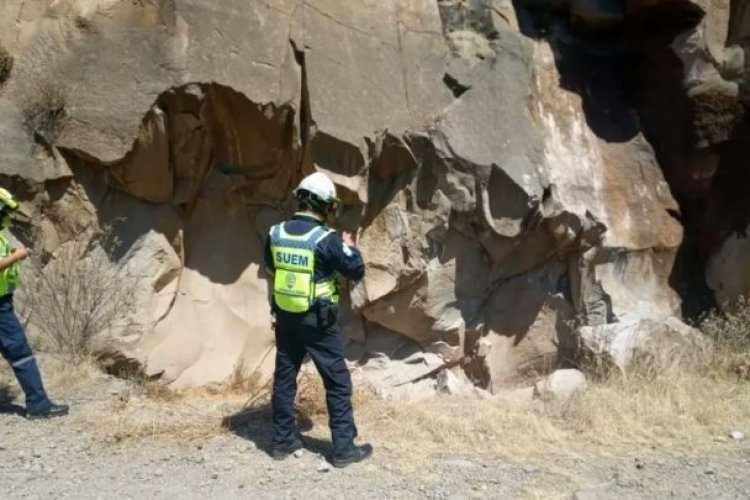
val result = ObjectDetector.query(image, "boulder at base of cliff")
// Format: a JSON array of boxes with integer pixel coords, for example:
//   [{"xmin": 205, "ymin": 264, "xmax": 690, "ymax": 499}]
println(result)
[
  {"xmin": 578, "ymin": 317, "xmax": 708, "ymax": 373},
  {"xmin": 538, "ymin": 369, "xmax": 587, "ymax": 399},
  {"xmin": 492, "ymin": 368, "xmax": 587, "ymax": 402}
]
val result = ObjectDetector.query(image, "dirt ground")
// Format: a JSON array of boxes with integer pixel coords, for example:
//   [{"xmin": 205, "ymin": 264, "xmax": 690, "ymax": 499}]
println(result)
[{"xmin": 2, "ymin": 358, "xmax": 750, "ymax": 499}]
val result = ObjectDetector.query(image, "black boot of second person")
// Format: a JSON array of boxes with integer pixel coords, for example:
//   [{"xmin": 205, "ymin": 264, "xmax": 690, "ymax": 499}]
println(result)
[{"xmin": 331, "ymin": 443, "xmax": 373, "ymax": 468}]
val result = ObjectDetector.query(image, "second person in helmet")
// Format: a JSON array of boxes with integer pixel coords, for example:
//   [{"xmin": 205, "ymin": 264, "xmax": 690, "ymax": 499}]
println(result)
[
  {"xmin": 264, "ymin": 171, "xmax": 372, "ymax": 468},
  {"xmin": 0, "ymin": 187, "xmax": 68, "ymax": 420}
]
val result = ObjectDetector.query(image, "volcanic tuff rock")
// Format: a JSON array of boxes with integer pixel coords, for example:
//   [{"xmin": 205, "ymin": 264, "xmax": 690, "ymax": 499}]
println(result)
[{"xmin": 0, "ymin": 0, "xmax": 745, "ymax": 391}]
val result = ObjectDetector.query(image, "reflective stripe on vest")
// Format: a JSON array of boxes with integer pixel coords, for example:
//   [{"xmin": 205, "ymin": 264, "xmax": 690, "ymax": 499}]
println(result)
[
  {"xmin": 269, "ymin": 223, "xmax": 337, "ymax": 313},
  {"xmin": 0, "ymin": 234, "xmax": 20, "ymax": 297}
]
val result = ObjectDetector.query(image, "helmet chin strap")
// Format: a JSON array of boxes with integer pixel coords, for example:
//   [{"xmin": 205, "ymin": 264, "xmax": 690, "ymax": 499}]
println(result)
[{"xmin": 297, "ymin": 189, "xmax": 334, "ymax": 218}]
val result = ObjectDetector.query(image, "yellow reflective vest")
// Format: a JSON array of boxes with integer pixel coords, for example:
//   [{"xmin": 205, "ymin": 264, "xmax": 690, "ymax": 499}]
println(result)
[
  {"xmin": 269, "ymin": 223, "xmax": 339, "ymax": 313},
  {"xmin": 0, "ymin": 233, "xmax": 21, "ymax": 297}
]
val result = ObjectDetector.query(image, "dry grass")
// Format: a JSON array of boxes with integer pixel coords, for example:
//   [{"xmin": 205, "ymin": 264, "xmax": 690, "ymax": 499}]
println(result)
[
  {"xmin": 350, "ymin": 300, "xmax": 750, "ymax": 464},
  {"xmin": 19, "ymin": 226, "xmax": 138, "ymax": 361},
  {"xmin": 21, "ymin": 77, "xmax": 67, "ymax": 144},
  {"xmin": 12, "ymin": 300, "xmax": 750, "ymax": 469},
  {"xmin": 352, "ymin": 301, "xmax": 750, "ymax": 467},
  {"xmin": 0, "ymin": 354, "xmax": 101, "ymax": 405},
  {"xmin": 295, "ymin": 369, "xmax": 376, "ymax": 418},
  {"xmin": 74, "ymin": 363, "xmax": 258, "ymax": 444},
  {"xmin": 699, "ymin": 295, "xmax": 750, "ymax": 380},
  {"xmin": 0, "ymin": 353, "xmax": 99, "ymax": 401},
  {"xmin": 357, "ymin": 367, "xmax": 750, "ymax": 467},
  {"xmin": 37, "ymin": 355, "xmax": 101, "ymax": 398},
  {"xmin": 67, "ymin": 349, "xmax": 750, "ymax": 466},
  {"xmin": 355, "ymin": 300, "xmax": 750, "ymax": 467},
  {"xmin": 81, "ymin": 392, "xmax": 225, "ymax": 444},
  {"xmin": 85, "ymin": 357, "xmax": 749, "ymax": 466},
  {"xmin": 75, "ymin": 363, "xmax": 379, "ymax": 447}
]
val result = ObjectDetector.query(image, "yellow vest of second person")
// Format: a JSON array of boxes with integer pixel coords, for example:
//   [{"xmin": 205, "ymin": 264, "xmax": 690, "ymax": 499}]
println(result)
[
  {"xmin": 0, "ymin": 233, "xmax": 21, "ymax": 297},
  {"xmin": 269, "ymin": 223, "xmax": 339, "ymax": 313}
]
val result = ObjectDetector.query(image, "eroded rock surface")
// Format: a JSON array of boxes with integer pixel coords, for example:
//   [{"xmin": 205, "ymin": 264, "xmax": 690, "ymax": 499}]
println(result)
[{"xmin": 0, "ymin": 0, "xmax": 741, "ymax": 392}]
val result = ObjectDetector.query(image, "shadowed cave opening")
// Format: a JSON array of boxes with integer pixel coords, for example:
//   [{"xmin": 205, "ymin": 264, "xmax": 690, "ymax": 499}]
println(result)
[{"xmin": 512, "ymin": 0, "xmax": 750, "ymax": 320}]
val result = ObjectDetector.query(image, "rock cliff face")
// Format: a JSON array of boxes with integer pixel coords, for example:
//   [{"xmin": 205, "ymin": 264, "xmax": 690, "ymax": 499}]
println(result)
[{"xmin": 0, "ymin": 0, "xmax": 747, "ymax": 391}]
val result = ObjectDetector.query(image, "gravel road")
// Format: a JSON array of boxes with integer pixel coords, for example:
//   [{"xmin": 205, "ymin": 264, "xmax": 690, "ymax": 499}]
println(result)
[{"xmin": 2, "ymin": 372, "xmax": 750, "ymax": 499}]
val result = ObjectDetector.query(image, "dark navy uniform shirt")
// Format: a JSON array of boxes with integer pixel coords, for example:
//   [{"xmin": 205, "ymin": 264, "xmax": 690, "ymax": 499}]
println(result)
[{"xmin": 264, "ymin": 213, "xmax": 365, "ymax": 284}]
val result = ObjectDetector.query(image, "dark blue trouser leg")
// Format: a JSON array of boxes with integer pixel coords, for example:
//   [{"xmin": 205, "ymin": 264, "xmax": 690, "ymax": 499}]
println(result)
[
  {"xmin": 306, "ymin": 323, "xmax": 357, "ymax": 456},
  {"xmin": 0, "ymin": 295, "xmax": 50, "ymax": 413},
  {"xmin": 271, "ymin": 319, "xmax": 306, "ymax": 447},
  {"xmin": 272, "ymin": 309, "xmax": 357, "ymax": 455}
]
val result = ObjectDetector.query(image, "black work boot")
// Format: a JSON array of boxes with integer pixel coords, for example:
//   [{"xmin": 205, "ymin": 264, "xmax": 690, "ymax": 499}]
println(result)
[
  {"xmin": 26, "ymin": 402, "xmax": 69, "ymax": 420},
  {"xmin": 331, "ymin": 443, "xmax": 373, "ymax": 468},
  {"xmin": 271, "ymin": 437, "xmax": 303, "ymax": 460}
]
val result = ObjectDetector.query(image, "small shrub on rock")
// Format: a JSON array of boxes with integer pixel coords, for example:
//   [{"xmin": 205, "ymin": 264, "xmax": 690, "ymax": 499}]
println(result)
[
  {"xmin": 21, "ymin": 78, "xmax": 67, "ymax": 144},
  {"xmin": 18, "ymin": 226, "xmax": 137, "ymax": 361}
]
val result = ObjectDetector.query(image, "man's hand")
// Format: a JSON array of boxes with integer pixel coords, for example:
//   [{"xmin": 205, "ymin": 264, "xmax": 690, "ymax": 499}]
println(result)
[
  {"xmin": 342, "ymin": 231, "xmax": 356, "ymax": 248},
  {"xmin": 12, "ymin": 247, "xmax": 29, "ymax": 262}
]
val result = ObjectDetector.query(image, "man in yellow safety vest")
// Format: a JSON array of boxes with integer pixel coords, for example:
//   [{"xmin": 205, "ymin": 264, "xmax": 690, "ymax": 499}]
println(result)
[
  {"xmin": 264, "ymin": 172, "xmax": 372, "ymax": 468},
  {"xmin": 0, "ymin": 187, "xmax": 68, "ymax": 419}
]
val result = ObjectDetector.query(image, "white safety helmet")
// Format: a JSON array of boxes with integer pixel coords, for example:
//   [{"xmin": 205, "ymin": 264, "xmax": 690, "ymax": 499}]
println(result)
[
  {"xmin": 0, "ymin": 187, "xmax": 19, "ymax": 212},
  {"xmin": 0, "ymin": 187, "xmax": 19, "ymax": 229},
  {"xmin": 293, "ymin": 172, "xmax": 339, "ymax": 208}
]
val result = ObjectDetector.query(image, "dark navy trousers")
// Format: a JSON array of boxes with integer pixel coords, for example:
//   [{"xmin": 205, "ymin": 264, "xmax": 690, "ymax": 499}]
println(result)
[
  {"xmin": 0, "ymin": 295, "xmax": 50, "ymax": 412},
  {"xmin": 271, "ymin": 304, "xmax": 357, "ymax": 455}
]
